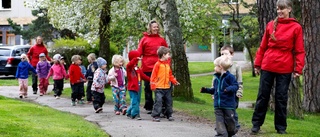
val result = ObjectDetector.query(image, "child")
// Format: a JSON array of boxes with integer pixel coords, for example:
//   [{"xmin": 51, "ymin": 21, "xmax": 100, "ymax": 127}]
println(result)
[
  {"xmin": 68, "ymin": 55, "xmax": 86, "ymax": 106},
  {"xmin": 15, "ymin": 54, "xmax": 37, "ymax": 98},
  {"xmin": 150, "ymin": 46, "xmax": 180, "ymax": 122},
  {"xmin": 79, "ymin": 61, "xmax": 87, "ymax": 103},
  {"xmin": 91, "ymin": 57, "xmax": 108, "ymax": 113},
  {"xmin": 126, "ymin": 50, "xmax": 150, "ymax": 120},
  {"xmin": 200, "ymin": 55, "xmax": 239, "ymax": 137},
  {"xmin": 36, "ymin": 53, "xmax": 51, "ymax": 96},
  {"xmin": 85, "ymin": 53, "xmax": 98, "ymax": 104},
  {"xmin": 46, "ymin": 54, "xmax": 68, "ymax": 99},
  {"xmin": 108, "ymin": 55, "xmax": 127, "ymax": 115},
  {"xmin": 220, "ymin": 45, "xmax": 243, "ymax": 130}
]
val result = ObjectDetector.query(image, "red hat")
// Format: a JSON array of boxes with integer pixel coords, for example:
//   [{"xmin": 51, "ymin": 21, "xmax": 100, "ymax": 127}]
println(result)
[{"xmin": 128, "ymin": 50, "xmax": 140, "ymax": 61}]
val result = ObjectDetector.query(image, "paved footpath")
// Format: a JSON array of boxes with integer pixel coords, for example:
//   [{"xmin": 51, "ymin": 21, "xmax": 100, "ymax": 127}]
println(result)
[{"xmin": 0, "ymin": 84, "xmax": 217, "ymax": 137}]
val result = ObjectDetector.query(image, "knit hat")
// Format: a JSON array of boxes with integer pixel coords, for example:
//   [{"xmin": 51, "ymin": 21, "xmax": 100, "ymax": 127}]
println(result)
[
  {"xmin": 96, "ymin": 57, "xmax": 107, "ymax": 67},
  {"xmin": 128, "ymin": 50, "xmax": 140, "ymax": 61},
  {"xmin": 39, "ymin": 53, "xmax": 45, "ymax": 57},
  {"xmin": 53, "ymin": 54, "xmax": 62, "ymax": 61}
]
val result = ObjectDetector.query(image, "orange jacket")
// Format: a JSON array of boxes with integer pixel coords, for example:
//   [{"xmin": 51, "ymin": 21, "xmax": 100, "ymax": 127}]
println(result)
[{"xmin": 150, "ymin": 60, "xmax": 178, "ymax": 90}]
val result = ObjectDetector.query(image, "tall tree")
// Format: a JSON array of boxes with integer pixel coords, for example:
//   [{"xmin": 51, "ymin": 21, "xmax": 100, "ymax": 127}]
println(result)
[
  {"xmin": 159, "ymin": 0, "xmax": 193, "ymax": 100},
  {"xmin": 257, "ymin": 0, "xmax": 277, "ymax": 39},
  {"xmin": 301, "ymin": 0, "xmax": 320, "ymax": 112}
]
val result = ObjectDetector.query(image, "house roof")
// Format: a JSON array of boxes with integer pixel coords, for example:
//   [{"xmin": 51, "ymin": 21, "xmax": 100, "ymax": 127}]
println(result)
[{"xmin": 0, "ymin": 17, "xmax": 36, "ymax": 25}]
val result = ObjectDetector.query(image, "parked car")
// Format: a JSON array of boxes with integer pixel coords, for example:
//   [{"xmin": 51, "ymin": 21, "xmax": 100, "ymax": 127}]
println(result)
[{"xmin": 0, "ymin": 45, "xmax": 31, "ymax": 76}]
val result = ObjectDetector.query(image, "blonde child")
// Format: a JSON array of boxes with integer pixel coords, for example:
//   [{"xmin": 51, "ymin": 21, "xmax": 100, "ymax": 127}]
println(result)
[
  {"xmin": 200, "ymin": 55, "xmax": 239, "ymax": 136},
  {"xmin": 46, "ymin": 54, "xmax": 68, "ymax": 99},
  {"xmin": 150, "ymin": 46, "xmax": 180, "ymax": 122},
  {"xmin": 85, "ymin": 53, "xmax": 98, "ymax": 104},
  {"xmin": 68, "ymin": 55, "xmax": 86, "ymax": 106},
  {"xmin": 36, "ymin": 53, "xmax": 51, "ymax": 96},
  {"xmin": 91, "ymin": 57, "xmax": 108, "ymax": 113},
  {"xmin": 15, "ymin": 54, "xmax": 37, "ymax": 98},
  {"xmin": 126, "ymin": 50, "xmax": 150, "ymax": 120},
  {"xmin": 108, "ymin": 55, "xmax": 127, "ymax": 115}
]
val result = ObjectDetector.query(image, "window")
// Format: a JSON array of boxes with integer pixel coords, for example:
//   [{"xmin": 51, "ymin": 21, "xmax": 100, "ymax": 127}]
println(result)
[
  {"xmin": 229, "ymin": 0, "xmax": 240, "ymax": 5},
  {"xmin": 1, "ymin": 0, "xmax": 11, "ymax": 9}
]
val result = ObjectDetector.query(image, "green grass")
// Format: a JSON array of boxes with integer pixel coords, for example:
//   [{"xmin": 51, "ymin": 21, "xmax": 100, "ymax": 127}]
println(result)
[
  {"xmin": 0, "ymin": 96, "xmax": 109, "ymax": 137},
  {"xmin": 188, "ymin": 62, "xmax": 214, "ymax": 74},
  {"xmin": 0, "ymin": 76, "xmax": 54, "ymax": 86}
]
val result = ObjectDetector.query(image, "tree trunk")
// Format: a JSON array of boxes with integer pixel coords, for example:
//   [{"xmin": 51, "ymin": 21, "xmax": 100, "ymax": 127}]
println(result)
[
  {"xmin": 301, "ymin": 0, "xmax": 320, "ymax": 112},
  {"xmin": 159, "ymin": 0, "xmax": 193, "ymax": 100},
  {"xmin": 288, "ymin": 76, "xmax": 303, "ymax": 119},
  {"xmin": 99, "ymin": 1, "xmax": 111, "ymax": 67}
]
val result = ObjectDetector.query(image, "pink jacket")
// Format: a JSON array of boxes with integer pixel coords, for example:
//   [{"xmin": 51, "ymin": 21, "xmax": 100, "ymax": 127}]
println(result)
[{"xmin": 46, "ymin": 63, "xmax": 68, "ymax": 80}]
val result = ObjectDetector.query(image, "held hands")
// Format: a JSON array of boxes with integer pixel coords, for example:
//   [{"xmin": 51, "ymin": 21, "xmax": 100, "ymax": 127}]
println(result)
[{"xmin": 293, "ymin": 73, "xmax": 300, "ymax": 78}]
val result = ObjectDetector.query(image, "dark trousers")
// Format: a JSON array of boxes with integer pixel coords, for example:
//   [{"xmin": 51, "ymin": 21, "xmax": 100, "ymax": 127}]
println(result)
[
  {"xmin": 252, "ymin": 70, "xmax": 291, "ymax": 131},
  {"xmin": 234, "ymin": 97, "xmax": 240, "ymax": 129},
  {"xmin": 86, "ymin": 81, "xmax": 94, "ymax": 101},
  {"xmin": 80, "ymin": 82, "xmax": 85, "ymax": 98},
  {"xmin": 215, "ymin": 109, "xmax": 236, "ymax": 137},
  {"xmin": 143, "ymin": 72, "xmax": 153, "ymax": 111},
  {"xmin": 31, "ymin": 66, "xmax": 38, "ymax": 92},
  {"xmin": 54, "ymin": 79, "xmax": 64, "ymax": 96},
  {"xmin": 92, "ymin": 91, "xmax": 105, "ymax": 110},
  {"xmin": 71, "ymin": 83, "xmax": 83, "ymax": 101},
  {"xmin": 151, "ymin": 88, "xmax": 173, "ymax": 118}
]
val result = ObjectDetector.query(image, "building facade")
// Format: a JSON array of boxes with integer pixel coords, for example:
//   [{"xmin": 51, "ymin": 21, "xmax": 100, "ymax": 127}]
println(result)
[{"xmin": 0, "ymin": 0, "xmax": 36, "ymax": 45}]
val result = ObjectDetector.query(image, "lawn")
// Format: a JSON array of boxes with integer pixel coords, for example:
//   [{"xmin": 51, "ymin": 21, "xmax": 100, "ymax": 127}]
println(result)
[{"xmin": 0, "ymin": 96, "xmax": 109, "ymax": 137}]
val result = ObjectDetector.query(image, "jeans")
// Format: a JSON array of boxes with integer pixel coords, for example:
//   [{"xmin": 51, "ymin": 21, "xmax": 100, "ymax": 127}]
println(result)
[
  {"xmin": 127, "ymin": 90, "xmax": 142, "ymax": 117},
  {"xmin": 252, "ymin": 70, "xmax": 291, "ymax": 131}
]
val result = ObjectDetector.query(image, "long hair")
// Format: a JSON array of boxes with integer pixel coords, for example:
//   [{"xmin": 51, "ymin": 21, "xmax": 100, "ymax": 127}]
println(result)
[
  {"xmin": 147, "ymin": 20, "xmax": 160, "ymax": 35},
  {"xmin": 271, "ymin": 0, "xmax": 294, "ymax": 41}
]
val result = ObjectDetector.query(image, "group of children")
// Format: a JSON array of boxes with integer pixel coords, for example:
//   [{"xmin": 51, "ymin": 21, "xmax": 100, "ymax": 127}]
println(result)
[{"xmin": 15, "ymin": 45, "xmax": 242, "ymax": 135}]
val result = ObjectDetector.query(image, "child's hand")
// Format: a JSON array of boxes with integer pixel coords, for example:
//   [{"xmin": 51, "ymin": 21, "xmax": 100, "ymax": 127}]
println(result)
[
  {"xmin": 175, "ymin": 82, "xmax": 180, "ymax": 85},
  {"xmin": 224, "ymin": 89, "xmax": 227, "ymax": 92},
  {"xmin": 200, "ymin": 87, "xmax": 206, "ymax": 93}
]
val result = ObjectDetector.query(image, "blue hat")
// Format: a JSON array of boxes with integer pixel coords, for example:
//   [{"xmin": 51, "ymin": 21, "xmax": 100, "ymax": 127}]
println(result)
[{"xmin": 96, "ymin": 57, "xmax": 107, "ymax": 67}]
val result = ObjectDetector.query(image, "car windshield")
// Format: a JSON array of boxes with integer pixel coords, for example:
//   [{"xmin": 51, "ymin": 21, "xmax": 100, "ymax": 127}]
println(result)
[{"xmin": 0, "ymin": 48, "xmax": 11, "ymax": 56}]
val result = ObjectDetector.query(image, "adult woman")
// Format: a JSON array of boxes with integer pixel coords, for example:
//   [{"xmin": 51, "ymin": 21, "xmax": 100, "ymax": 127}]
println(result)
[
  {"xmin": 251, "ymin": 0, "xmax": 305, "ymax": 134},
  {"xmin": 27, "ymin": 36, "xmax": 51, "ymax": 94},
  {"xmin": 137, "ymin": 20, "xmax": 168, "ymax": 113}
]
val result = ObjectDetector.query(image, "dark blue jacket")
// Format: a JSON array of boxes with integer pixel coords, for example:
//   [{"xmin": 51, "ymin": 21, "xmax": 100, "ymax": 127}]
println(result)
[
  {"xmin": 201, "ymin": 71, "xmax": 239, "ymax": 109},
  {"xmin": 16, "ymin": 61, "xmax": 37, "ymax": 79},
  {"xmin": 85, "ymin": 61, "xmax": 98, "ymax": 81}
]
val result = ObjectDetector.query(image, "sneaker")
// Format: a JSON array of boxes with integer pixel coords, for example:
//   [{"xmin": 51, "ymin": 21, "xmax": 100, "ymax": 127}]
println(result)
[
  {"xmin": 24, "ymin": 95, "xmax": 28, "ymax": 98},
  {"xmin": 168, "ymin": 117, "xmax": 174, "ymax": 121},
  {"xmin": 40, "ymin": 93, "xmax": 43, "ymax": 96},
  {"xmin": 277, "ymin": 130, "xmax": 287, "ymax": 134},
  {"xmin": 122, "ymin": 108, "xmax": 127, "ymax": 115},
  {"xmin": 251, "ymin": 126, "xmax": 260, "ymax": 134},
  {"xmin": 127, "ymin": 115, "xmax": 132, "ymax": 119},
  {"xmin": 153, "ymin": 117, "xmax": 160, "ymax": 122},
  {"xmin": 115, "ymin": 111, "xmax": 120, "ymax": 115},
  {"xmin": 19, "ymin": 95, "xmax": 23, "ymax": 99},
  {"xmin": 136, "ymin": 115, "xmax": 142, "ymax": 120},
  {"xmin": 95, "ymin": 108, "xmax": 103, "ymax": 113},
  {"xmin": 147, "ymin": 110, "xmax": 152, "ymax": 114},
  {"xmin": 56, "ymin": 96, "xmax": 60, "ymax": 99},
  {"xmin": 71, "ymin": 101, "xmax": 76, "ymax": 106},
  {"xmin": 78, "ymin": 100, "xmax": 84, "ymax": 104},
  {"xmin": 33, "ymin": 91, "xmax": 37, "ymax": 94}
]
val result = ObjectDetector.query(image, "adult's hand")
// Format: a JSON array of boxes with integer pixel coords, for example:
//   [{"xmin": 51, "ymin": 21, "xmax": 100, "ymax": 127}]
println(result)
[
  {"xmin": 293, "ymin": 73, "xmax": 300, "ymax": 78},
  {"xmin": 254, "ymin": 68, "xmax": 261, "ymax": 76}
]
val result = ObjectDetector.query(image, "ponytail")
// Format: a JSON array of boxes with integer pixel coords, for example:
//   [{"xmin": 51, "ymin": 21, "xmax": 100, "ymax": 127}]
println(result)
[{"xmin": 271, "ymin": 17, "xmax": 278, "ymax": 41}]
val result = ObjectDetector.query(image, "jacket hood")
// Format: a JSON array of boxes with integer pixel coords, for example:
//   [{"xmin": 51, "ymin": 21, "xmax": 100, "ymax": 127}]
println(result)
[
  {"xmin": 277, "ymin": 18, "xmax": 299, "ymax": 24},
  {"xmin": 20, "ymin": 61, "xmax": 29, "ymax": 67},
  {"xmin": 128, "ymin": 50, "xmax": 140, "ymax": 61},
  {"xmin": 142, "ymin": 32, "xmax": 160, "ymax": 37}
]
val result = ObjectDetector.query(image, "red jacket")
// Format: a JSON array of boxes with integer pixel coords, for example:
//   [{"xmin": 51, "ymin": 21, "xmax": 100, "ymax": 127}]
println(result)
[
  {"xmin": 68, "ymin": 64, "xmax": 85, "ymax": 84},
  {"xmin": 254, "ymin": 18, "xmax": 305, "ymax": 74},
  {"xmin": 126, "ymin": 57, "xmax": 150, "ymax": 92},
  {"xmin": 27, "ymin": 44, "xmax": 51, "ymax": 67},
  {"xmin": 137, "ymin": 32, "xmax": 168, "ymax": 72},
  {"xmin": 150, "ymin": 60, "xmax": 178, "ymax": 91}
]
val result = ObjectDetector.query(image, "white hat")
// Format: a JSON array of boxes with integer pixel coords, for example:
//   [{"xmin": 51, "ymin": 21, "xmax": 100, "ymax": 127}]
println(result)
[
  {"xmin": 53, "ymin": 54, "xmax": 62, "ymax": 61},
  {"xmin": 39, "ymin": 53, "xmax": 45, "ymax": 57}
]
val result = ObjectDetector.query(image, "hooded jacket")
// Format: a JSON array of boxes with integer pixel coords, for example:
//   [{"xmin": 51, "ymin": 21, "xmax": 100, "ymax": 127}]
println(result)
[
  {"xmin": 126, "ymin": 50, "xmax": 150, "ymax": 92},
  {"xmin": 137, "ymin": 32, "xmax": 168, "ymax": 72},
  {"xmin": 150, "ymin": 60, "xmax": 178, "ymax": 91},
  {"xmin": 27, "ymin": 44, "xmax": 51, "ymax": 67},
  {"xmin": 16, "ymin": 61, "xmax": 37, "ymax": 79},
  {"xmin": 201, "ymin": 71, "xmax": 239, "ymax": 109},
  {"xmin": 254, "ymin": 18, "xmax": 305, "ymax": 74}
]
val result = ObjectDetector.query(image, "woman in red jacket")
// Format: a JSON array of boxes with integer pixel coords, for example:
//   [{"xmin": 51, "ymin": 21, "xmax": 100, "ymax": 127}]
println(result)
[
  {"xmin": 251, "ymin": 0, "xmax": 305, "ymax": 135},
  {"xmin": 27, "ymin": 36, "xmax": 51, "ymax": 94},
  {"xmin": 137, "ymin": 20, "xmax": 168, "ymax": 113}
]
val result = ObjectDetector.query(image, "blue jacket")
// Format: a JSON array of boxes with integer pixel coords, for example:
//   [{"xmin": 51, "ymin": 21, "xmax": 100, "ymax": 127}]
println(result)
[
  {"xmin": 85, "ymin": 62, "xmax": 98, "ymax": 81},
  {"xmin": 16, "ymin": 61, "xmax": 37, "ymax": 79},
  {"xmin": 201, "ymin": 71, "xmax": 239, "ymax": 109}
]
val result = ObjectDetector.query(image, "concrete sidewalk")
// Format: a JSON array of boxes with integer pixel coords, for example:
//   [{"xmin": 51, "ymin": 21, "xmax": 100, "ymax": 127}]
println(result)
[{"xmin": 0, "ymin": 84, "xmax": 216, "ymax": 137}]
